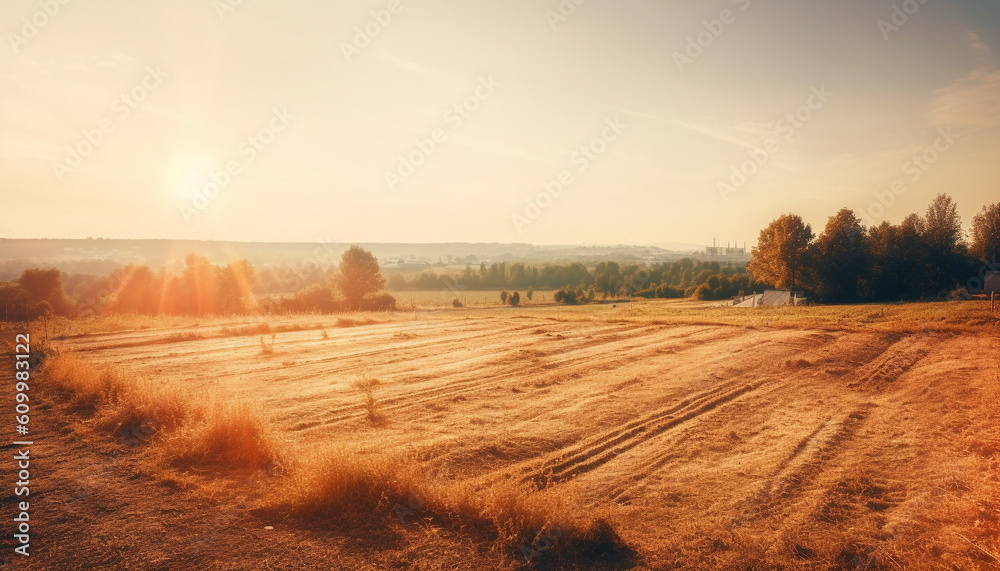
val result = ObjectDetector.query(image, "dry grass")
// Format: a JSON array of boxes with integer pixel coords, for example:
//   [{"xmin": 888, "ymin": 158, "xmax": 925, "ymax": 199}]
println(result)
[
  {"xmin": 336, "ymin": 317, "xmax": 379, "ymax": 328},
  {"xmin": 259, "ymin": 333, "xmax": 276, "ymax": 355},
  {"xmin": 44, "ymin": 352, "xmax": 129, "ymax": 412},
  {"xmin": 41, "ymin": 353, "xmax": 279, "ymax": 471},
  {"xmin": 40, "ymin": 352, "xmax": 634, "ymax": 564},
  {"xmin": 354, "ymin": 376, "xmax": 384, "ymax": 425},
  {"xmin": 265, "ymin": 450, "xmax": 635, "ymax": 564},
  {"xmin": 161, "ymin": 400, "xmax": 279, "ymax": 471},
  {"xmin": 29, "ymin": 301, "xmax": 997, "ymax": 568}
]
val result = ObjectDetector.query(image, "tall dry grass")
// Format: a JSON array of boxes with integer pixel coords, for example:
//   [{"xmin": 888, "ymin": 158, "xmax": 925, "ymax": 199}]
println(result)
[
  {"xmin": 42, "ymin": 351, "xmax": 634, "ymax": 564},
  {"xmin": 265, "ymin": 449, "xmax": 634, "ymax": 563},
  {"xmin": 42, "ymin": 353, "xmax": 279, "ymax": 471}
]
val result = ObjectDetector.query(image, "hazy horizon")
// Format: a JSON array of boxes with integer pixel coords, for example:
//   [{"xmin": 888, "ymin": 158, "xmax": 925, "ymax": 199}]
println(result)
[{"xmin": 2, "ymin": 0, "xmax": 999, "ymax": 246}]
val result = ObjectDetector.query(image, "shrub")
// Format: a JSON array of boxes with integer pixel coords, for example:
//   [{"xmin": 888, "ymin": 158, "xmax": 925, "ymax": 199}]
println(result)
[
  {"xmin": 362, "ymin": 292, "xmax": 396, "ymax": 311},
  {"xmin": 452, "ymin": 298, "xmax": 464, "ymax": 308},
  {"xmin": 260, "ymin": 333, "xmax": 276, "ymax": 355},
  {"xmin": 509, "ymin": 291, "xmax": 521, "ymax": 306},
  {"xmin": 354, "ymin": 377, "xmax": 384, "ymax": 425},
  {"xmin": 163, "ymin": 400, "xmax": 279, "ymax": 470},
  {"xmin": 694, "ymin": 284, "xmax": 713, "ymax": 300}
]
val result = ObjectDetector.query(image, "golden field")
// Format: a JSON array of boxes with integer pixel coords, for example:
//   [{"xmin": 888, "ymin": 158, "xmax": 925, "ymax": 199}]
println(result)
[{"xmin": 2, "ymin": 299, "xmax": 997, "ymax": 569}]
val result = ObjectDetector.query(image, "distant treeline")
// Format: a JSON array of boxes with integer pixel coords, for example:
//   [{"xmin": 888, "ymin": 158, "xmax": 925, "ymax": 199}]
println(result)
[
  {"xmin": 748, "ymin": 195, "xmax": 999, "ymax": 303},
  {"xmin": 387, "ymin": 259, "xmax": 766, "ymax": 301}
]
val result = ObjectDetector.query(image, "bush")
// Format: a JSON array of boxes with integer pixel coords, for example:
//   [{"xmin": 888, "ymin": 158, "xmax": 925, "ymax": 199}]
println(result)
[
  {"xmin": 452, "ymin": 298, "xmax": 464, "ymax": 308},
  {"xmin": 554, "ymin": 285, "xmax": 592, "ymax": 305},
  {"xmin": 509, "ymin": 291, "xmax": 521, "ymax": 306},
  {"xmin": 694, "ymin": 284, "xmax": 713, "ymax": 300},
  {"xmin": 362, "ymin": 292, "xmax": 396, "ymax": 311}
]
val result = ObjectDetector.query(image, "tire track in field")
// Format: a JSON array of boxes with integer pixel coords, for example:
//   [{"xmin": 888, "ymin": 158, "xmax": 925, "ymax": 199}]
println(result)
[
  {"xmin": 312, "ymin": 324, "xmax": 718, "ymax": 427},
  {"xmin": 848, "ymin": 334, "xmax": 933, "ymax": 389},
  {"xmin": 603, "ymin": 379, "xmax": 807, "ymax": 504},
  {"xmin": 739, "ymin": 404, "xmax": 875, "ymax": 521},
  {"xmin": 84, "ymin": 317, "xmax": 505, "ymax": 362},
  {"xmin": 94, "ymin": 318, "xmax": 555, "ymax": 387},
  {"xmin": 520, "ymin": 380, "xmax": 767, "ymax": 488},
  {"xmin": 282, "ymin": 321, "xmax": 660, "ymax": 428}
]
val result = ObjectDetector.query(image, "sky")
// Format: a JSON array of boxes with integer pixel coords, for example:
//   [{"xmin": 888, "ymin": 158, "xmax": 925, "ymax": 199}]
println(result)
[{"xmin": 1, "ymin": 0, "xmax": 998, "ymax": 247}]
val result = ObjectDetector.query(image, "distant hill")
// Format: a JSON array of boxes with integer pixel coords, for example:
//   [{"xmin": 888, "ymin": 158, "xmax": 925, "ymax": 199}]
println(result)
[{"xmin": 0, "ymin": 239, "xmax": 716, "ymax": 279}]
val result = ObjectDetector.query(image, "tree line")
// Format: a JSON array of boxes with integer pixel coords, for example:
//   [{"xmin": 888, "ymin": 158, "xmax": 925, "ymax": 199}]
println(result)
[
  {"xmin": 749, "ymin": 194, "xmax": 999, "ymax": 303},
  {"xmin": 0, "ymin": 246, "xmax": 395, "ymax": 320},
  {"xmin": 389, "ymin": 258, "xmax": 764, "ymax": 302}
]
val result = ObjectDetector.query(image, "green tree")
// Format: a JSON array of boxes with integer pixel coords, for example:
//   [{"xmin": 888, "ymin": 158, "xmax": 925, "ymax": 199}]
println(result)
[
  {"xmin": 748, "ymin": 214, "xmax": 814, "ymax": 290},
  {"xmin": 970, "ymin": 202, "xmax": 1000, "ymax": 263},
  {"xmin": 182, "ymin": 254, "xmax": 216, "ymax": 315},
  {"xmin": 922, "ymin": 194, "xmax": 966, "ymax": 293},
  {"xmin": 865, "ymin": 215, "xmax": 928, "ymax": 300},
  {"xmin": 335, "ymin": 246, "xmax": 386, "ymax": 310},
  {"xmin": 593, "ymin": 261, "xmax": 621, "ymax": 296},
  {"xmin": 809, "ymin": 208, "xmax": 870, "ymax": 302},
  {"xmin": 110, "ymin": 265, "xmax": 159, "ymax": 315},
  {"xmin": 18, "ymin": 268, "xmax": 74, "ymax": 317}
]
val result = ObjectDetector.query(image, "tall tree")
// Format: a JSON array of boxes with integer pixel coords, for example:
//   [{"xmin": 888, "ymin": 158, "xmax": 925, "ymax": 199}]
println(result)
[
  {"xmin": 217, "ymin": 259, "xmax": 257, "ymax": 314},
  {"xmin": 18, "ymin": 268, "xmax": 74, "ymax": 316},
  {"xmin": 593, "ymin": 261, "xmax": 621, "ymax": 296},
  {"xmin": 810, "ymin": 208, "xmax": 870, "ymax": 302},
  {"xmin": 110, "ymin": 265, "xmax": 159, "ymax": 315},
  {"xmin": 970, "ymin": 202, "xmax": 1000, "ymax": 263},
  {"xmin": 336, "ymin": 245, "xmax": 386, "ymax": 310},
  {"xmin": 748, "ymin": 214, "xmax": 814, "ymax": 290},
  {"xmin": 865, "ymin": 215, "xmax": 929, "ymax": 300},
  {"xmin": 182, "ymin": 254, "xmax": 217, "ymax": 315},
  {"xmin": 922, "ymin": 194, "xmax": 966, "ymax": 292}
]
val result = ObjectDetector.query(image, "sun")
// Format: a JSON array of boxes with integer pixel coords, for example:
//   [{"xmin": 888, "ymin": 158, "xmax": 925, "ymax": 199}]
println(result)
[{"xmin": 167, "ymin": 150, "xmax": 217, "ymax": 202}]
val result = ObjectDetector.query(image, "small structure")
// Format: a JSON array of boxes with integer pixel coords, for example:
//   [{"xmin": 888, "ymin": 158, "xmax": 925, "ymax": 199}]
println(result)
[{"xmin": 733, "ymin": 289, "xmax": 807, "ymax": 307}]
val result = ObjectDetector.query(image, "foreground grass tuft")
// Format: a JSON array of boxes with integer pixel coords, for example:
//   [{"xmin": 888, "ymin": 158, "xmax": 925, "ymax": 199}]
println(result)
[
  {"xmin": 265, "ymin": 451, "xmax": 635, "ymax": 564},
  {"xmin": 42, "ymin": 353, "xmax": 279, "ymax": 471}
]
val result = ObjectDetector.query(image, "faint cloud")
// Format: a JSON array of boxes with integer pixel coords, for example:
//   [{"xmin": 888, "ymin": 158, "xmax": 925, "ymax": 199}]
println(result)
[
  {"xmin": 927, "ymin": 31, "xmax": 1000, "ymax": 129},
  {"xmin": 378, "ymin": 48, "xmax": 437, "ymax": 78},
  {"xmin": 620, "ymin": 108, "xmax": 801, "ymax": 173},
  {"xmin": 619, "ymin": 108, "xmax": 774, "ymax": 150}
]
